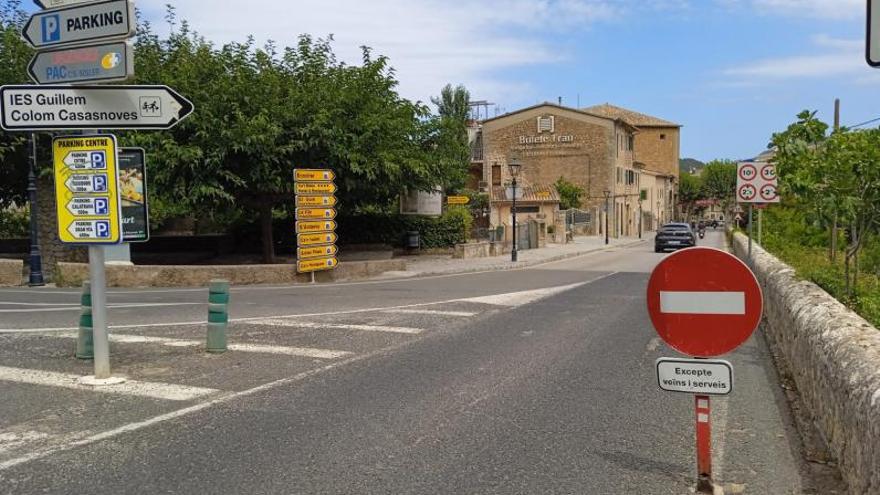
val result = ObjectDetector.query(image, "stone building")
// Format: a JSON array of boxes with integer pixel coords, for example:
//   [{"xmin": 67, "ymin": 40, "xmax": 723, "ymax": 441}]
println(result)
[{"xmin": 469, "ymin": 102, "xmax": 680, "ymax": 239}]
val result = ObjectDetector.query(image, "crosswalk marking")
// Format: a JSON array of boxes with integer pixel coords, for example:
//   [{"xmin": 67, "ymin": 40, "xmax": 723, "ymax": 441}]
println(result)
[
  {"xmin": 49, "ymin": 333, "xmax": 352, "ymax": 360},
  {"xmin": 0, "ymin": 366, "xmax": 219, "ymax": 401},
  {"xmin": 245, "ymin": 319, "xmax": 424, "ymax": 335},
  {"xmin": 380, "ymin": 309, "xmax": 477, "ymax": 317},
  {"xmin": 456, "ymin": 281, "xmax": 589, "ymax": 307}
]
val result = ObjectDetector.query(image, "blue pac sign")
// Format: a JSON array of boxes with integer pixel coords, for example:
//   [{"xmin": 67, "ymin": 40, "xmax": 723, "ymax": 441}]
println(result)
[
  {"xmin": 95, "ymin": 221, "xmax": 110, "ymax": 238},
  {"xmin": 92, "ymin": 174, "xmax": 108, "ymax": 192},
  {"xmin": 94, "ymin": 198, "xmax": 109, "ymax": 215},
  {"xmin": 40, "ymin": 15, "xmax": 60, "ymax": 43}
]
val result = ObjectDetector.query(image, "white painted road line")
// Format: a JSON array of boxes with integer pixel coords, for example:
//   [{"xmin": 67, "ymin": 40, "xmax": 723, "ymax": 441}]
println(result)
[
  {"xmin": 0, "ymin": 302, "xmax": 202, "ymax": 314},
  {"xmin": 659, "ymin": 291, "xmax": 745, "ymax": 315},
  {"xmin": 0, "ymin": 366, "xmax": 219, "ymax": 401},
  {"xmin": 47, "ymin": 333, "xmax": 353, "ymax": 360},
  {"xmin": 247, "ymin": 320, "xmax": 424, "ymax": 335},
  {"xmin": 381, "ymin": 309, "xmax": 477, "ymax": 317},
  {"xmin": 457, "ymin": 280, "xmax": 597, "ymax": 307}
]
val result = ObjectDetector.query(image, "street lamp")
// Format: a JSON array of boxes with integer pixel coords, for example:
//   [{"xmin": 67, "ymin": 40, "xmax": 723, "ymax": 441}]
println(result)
[
  {"xmin": 27, "ymin": 133, "xmax": 44, "ymax": 286},
  {"xmin": 508, "ymin": 157, "xmax": 522, "ymax": 262},
  {"xmin": 603, "ymin": 190, "xmax": 611, "ymax": 245}
]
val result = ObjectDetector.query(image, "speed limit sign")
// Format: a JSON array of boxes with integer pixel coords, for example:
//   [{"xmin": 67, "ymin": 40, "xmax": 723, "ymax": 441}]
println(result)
[{"xmin": 737, "ymin": 161, "xmax": 779, "ymax": 204}]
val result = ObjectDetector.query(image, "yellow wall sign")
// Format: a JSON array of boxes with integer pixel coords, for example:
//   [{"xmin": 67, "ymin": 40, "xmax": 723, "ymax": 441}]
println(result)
[
  {"xmin": 52, "ymin": 135, "xmax": 121, "ymax": 244},
  {"xmin": 298, "ymin": 232, "xmax": 338, "ymax": 246},
  {"xmin": 296, "ymin": 220, "xmax": 337, "ymax": 234},
  {"xmin": 294, "ymin": 169, "xmax": 336, "ymax": 182},
  {"xmin": 297, "ymin": 257, "xmax": 338, "ymax": 273},
  {"xmin": 297, "ymin": 245, "xmax": 338, "ymax": 259},
  {"xmin": 447, "ymin": 195, "xmax": 470, "ymax": 205},
  {"xmin": 296, "ymin": 195, "xmax": 337, "ymax": 207},
  {"xmin": 295, "ymin": 182, "xmax": 337, "ymax": 195}
]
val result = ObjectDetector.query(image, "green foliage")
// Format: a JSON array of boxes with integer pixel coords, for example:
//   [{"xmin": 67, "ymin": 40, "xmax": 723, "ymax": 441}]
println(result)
[
  {"xmin": 430, "ymin": 84, "xmax": 471, "ymax": 192},
  {"xmin": 0, "ymin": 1, "xmax": 33, "ymax": 208},
  {"xmin": 0, "ymin": 206, "xmax": 28, "ymax": 238},
  {"xmin": 554, "ymin": 177, "xmax": 584, "ymax": 210},
  {"xmin": 337, "ymin": 209, "xmax": 473, "ymax": 248}
]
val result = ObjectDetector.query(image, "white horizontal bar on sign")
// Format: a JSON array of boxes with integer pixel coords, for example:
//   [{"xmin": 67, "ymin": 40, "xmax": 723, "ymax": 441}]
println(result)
[
  {"xmin": 0, "ymin": 366, "xmax": 218, "ymax": 401},
  {"xmin": 659, "ymin": 291, "xmax": 745, "ymax": 315}
]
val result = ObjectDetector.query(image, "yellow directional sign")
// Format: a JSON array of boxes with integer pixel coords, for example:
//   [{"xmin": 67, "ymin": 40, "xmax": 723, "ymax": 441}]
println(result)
[
  {"xmin": 298, "ymin": 244, "xmax": 338, "ymax": 259},
  {"xmin": 447, "ymin": 195, "xmax": 470, "ymax": 205},
  {"xmin": 296, "ymin": 208, "xmax": 337, "ymax": 220},
  {"xmin": 295, "ymin": 182, "xmax": 337, "ymax": 195},
  {"xmin": 296, "ymin": 220, "xmax": 337, "ymax": 234},
  {"xmin": 298, "ymin": 232, "xmax": 338, "ymax": 246},
  {"xmin": 294, "ymin": 169, "xmax": 336, "ymax": 182},
  {"xmin": 297, "ymin": 257, "xmax": 338, "ymax": 273},
  {"xmin": 52, "ymin": 135, "xmax": 121, "ymax": 244},
  {"xmin": 296, "ymin": 195, "xmax": 337, "ymax": 207}
]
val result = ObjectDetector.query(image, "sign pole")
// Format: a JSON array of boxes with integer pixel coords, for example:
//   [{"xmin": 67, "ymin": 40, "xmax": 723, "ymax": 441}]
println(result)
[
  {"xmin": 747, "ymin": 204, "xmax": 753, "ymax": 260},
  {"xmin": 695, "ymin": 394, "xmax": 713, "ymax": 492},
  {"xmin": 88, "ymin": 244, "xmax": 111, "ymax": 378},
  {"xmin": 757, "ymin": 207, "xmax": 763, "ymax": 246},
  {"xmin": 27, "ymin": 133, "xmax": 45, "ymax": 286}
]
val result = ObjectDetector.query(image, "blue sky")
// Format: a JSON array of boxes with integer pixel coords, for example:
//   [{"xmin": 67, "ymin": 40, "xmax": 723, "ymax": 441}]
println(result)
[{"xmin": 86, "ymin": 1, "xmax": 880, "ymax": 161}]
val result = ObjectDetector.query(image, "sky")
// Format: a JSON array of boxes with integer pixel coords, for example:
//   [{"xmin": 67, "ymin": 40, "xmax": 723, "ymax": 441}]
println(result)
[{"xmin": 127, "ymin": 0, "xmax": 880, "ymax": 162}]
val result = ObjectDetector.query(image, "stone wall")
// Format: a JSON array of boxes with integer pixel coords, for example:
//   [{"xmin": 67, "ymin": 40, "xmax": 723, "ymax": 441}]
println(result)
[
  {"xmin": 453, "ymin": 242, "xmax": 491, "ymax": 260},
  {"xmin": 0, "ymin": 259, "xmax": 23, "ymax": 286},
  {"xmin": 731, "ymin": 233, "xmax": 880, "ymax": 493},
  {"xmin": 54, "ymin": 259, "xmax": 407, "ymax": 288}
]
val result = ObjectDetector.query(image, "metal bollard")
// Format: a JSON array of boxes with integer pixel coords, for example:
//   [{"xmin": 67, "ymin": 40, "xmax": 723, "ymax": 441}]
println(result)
[
  {"xmin": 76, "ymin": 280, "xmax": 94, "ymax": 359},
  {"xmin": 206, "ymin": 279, "xmax": 229, "ymax": 353}
]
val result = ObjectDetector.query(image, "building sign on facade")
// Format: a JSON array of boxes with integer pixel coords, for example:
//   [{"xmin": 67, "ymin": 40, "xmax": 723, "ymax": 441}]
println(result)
[{"xmin": 513, "ymin": 114, "xmax": 582, "ymax": 158}]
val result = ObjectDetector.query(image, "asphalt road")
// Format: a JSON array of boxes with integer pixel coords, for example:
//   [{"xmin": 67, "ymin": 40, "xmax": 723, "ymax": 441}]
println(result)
[{"xmin": 0, "ymin": 231, "xmax": 812, "ymax": 493}]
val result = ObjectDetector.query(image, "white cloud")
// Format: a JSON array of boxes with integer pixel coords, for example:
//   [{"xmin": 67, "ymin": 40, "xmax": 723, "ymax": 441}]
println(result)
[
  {"xmin": 721, "ymin": 35, "xmax": 870, "ymax": 83},
  {"xmin": 717, "ymin": 0, "xmax": 863, "ymax": 19}
]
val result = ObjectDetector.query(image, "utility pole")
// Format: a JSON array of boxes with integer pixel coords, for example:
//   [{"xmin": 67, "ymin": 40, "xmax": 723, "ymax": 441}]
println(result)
[{"xmin": 831, "ymin": 98, "xmax": 839, "ymax": 263}]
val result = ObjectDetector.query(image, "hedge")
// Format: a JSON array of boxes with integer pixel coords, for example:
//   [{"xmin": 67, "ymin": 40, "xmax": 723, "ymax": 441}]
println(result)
[{"xmin": 336, "ymin": 208, "xmax": 473, "ymax": 248}]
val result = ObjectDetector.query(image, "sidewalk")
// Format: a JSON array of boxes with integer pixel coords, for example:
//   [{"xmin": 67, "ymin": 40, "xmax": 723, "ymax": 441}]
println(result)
[{"xmin": 376, "ymin": 234, "xmax": 651, "ymax": 280}]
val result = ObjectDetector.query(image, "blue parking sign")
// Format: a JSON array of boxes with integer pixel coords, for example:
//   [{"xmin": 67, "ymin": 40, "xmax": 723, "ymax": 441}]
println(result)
[
  {"xmin": 95, "ymin": 221, "xmax": 110, "ymax": 238},
  {"xmin": 94, "ymin": 198, "xmax": 109, "ymax": 215},
  {"xmin": 41, "ymin": 15, "xmax": 60, "ymax": 43}
]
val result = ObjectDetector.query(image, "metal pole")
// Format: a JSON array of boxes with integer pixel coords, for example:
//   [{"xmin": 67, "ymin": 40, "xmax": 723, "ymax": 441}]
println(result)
[
  {"xmin": 747, "ymin": 204, "xmax": 754, "ymax": 260},
  {"xmin": 27, "ymin": 133, "xmax": 45, "ymax": 286},
  {"xmin": 88, "ymin": 245, "xmax": 111, "ymax": 379},
  {"xmin": 757, "ymin": 208, "xmax": 763, "ymax": 246},
  {"xmin": 511, "ymin": 177, "xmax": 518, "ymax": 262},
  {"xmin": 638, "ymin": 201, "xmax": 643, "ymax": 239},
  {"xmin": 604, "ymin": 196, "xmax": 609, "ymax": 245},
  {"xmin": 695, "ymin": 394, "xmax": 713, "ymax": 492}
]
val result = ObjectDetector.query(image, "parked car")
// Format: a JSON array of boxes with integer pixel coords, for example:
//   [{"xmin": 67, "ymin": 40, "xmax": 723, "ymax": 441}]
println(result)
[{"xmin": 654, "ymin": 223, "xmax": 696, "ymax": 252}]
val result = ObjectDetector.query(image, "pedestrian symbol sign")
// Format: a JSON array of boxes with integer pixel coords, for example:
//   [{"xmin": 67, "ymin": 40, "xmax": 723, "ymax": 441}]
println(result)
[{"xmin": 53, "ymin": 135, "xmax": 121, "ymax": 244}]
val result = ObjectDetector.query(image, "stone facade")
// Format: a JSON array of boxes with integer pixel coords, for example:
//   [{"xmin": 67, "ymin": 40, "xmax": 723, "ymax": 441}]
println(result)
[
  {"xmin": 478, "ymin": 103, "xmax": 637, "ymax": 237},
  {"xmin": 0, "ymin": 259, "xmax": 23, "ymax": 286},
  {"xmin": 731, "ymin": 233, "xmax": 880, "ymax": 494}
]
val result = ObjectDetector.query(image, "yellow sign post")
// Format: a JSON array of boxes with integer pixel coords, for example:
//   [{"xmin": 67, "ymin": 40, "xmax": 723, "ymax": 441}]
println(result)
[
  {"xmin": 295, "ymin": 182, "xmax": 337, "ymax": 195},
  {"xmin": 297, "ymin": 232, "xmax": 338, "ymax": 246},
  {"xmin": 297, "ymin": 257, "xmax": 338, "ymax": 273},
  {"xmin": 295, "ymin": 220, "xmax": 337, "ymax": 234},
  {"xmin": 295, "ymin": 169, "xmax": 336, "ymax": 182},
  {"xmin": 295, "ymin": 208, "xmax": 337, "ymax": 220},
  {"xmin": 53, "ymin": 135, "xmax": 122, "ymax": 244},
  {"xmin": 296, "ymin": 195, "xmax": 337, "ymax": 207},
  {"xmin": 297, "ymin": 245, "xmax": 338, "ymax": 259},
  {"xmin": 447, "ymin": 195, "xmax": 470, "ymax": 205}
]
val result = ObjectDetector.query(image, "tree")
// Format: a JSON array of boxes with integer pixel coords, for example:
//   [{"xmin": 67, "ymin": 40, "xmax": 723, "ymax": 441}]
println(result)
[
  {"xmin": 677, "ymin": 172, "xmax": 704, "ymax": 221},
  {"xmin": 701, "ymin": 160, "xmax": 737, "ymax": 220},
  {"xmin": 554, "ymin": 177, "xmax": 584, "ymax": 210},
  {"xmin": 0, "ymin": 1, "xmax": 34, "ymax": 208},
  {"xmin": 430, "ymin": 84, "xmax": 471, "ymax": 192}
]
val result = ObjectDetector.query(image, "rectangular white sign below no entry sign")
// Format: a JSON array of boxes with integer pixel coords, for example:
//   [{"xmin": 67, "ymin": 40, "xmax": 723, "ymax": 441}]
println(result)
[{"xmin": 656, "ymin": 358, "xmax": 733, "ymax": 396}]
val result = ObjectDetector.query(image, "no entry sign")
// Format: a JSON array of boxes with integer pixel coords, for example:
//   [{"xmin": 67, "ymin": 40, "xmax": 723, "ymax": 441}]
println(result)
[{"xmin": 647, "ymin": 247, "xmax": 763, "ymax": 357}]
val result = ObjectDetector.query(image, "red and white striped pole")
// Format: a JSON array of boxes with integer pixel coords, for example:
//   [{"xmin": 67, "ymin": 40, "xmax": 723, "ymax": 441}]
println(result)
[{"xmin": 695, "ymin": 394, "xmax": 713, "ymax": 492}]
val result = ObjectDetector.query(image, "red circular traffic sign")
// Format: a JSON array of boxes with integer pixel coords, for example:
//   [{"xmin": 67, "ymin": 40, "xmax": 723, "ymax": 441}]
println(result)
[
  {"xmin": 647, "ymin": 247, "xmax": 763, "ymax": 357},
  {"xmin": 738, "ymin": 163, "xmax": 757, "ymax": 181}
]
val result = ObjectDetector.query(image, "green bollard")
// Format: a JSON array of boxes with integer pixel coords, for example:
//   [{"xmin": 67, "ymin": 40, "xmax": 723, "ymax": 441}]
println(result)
[
  {"xmin": 76, "ymin": 280, "xmax": 94, "ymax": 359},
  {"xmin": 206, "ymin": 279, "xmax": 229, "ymax": 353}
]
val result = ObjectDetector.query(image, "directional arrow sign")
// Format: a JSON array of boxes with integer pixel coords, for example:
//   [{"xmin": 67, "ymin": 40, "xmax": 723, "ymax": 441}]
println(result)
[
  {"xmin": 295, "ymin": 208, "xmax": 337, "ymax": 220},
  {"xmin": 34, "ymin": 0, "xmax": 99, "ymax": 8},
  {"xmin": 297, "ymin": 257, "xmax": 338, "ymax": 273},
  {"xmin": 65, "ymin": 173, "xmax": 108, "ymax": 193},
  {"xmin": 22, "ymin": 0, "xmax": 135, "ymax": 50},
  {"xmin": 0, "ymin": 85, "xmax": 194, "ymax": 131},
  {"xmin": 297, "ymin": 232, "xmax": 338, "ymax": 246},
  {"xmin": 297, "ymin": 245, "xmax": 338, "ymax": 259},
  {"xmin": 67, "ymin": 219, "xmax": 113, "ymax": 240},
  {"xmin": 295, "ymin": 220, "xmax": 337, "ymax": 234},
  {"xmin": 28, "ymin": 41, "xmax": 134, "ymax": 85},
  {"xmin": 67, "ymin": 196, "xmax": 110, "ymax": 216},
  {"xmin": 63, "ymin": 150, "xmax": 106, "ymax": 170},
  {"xmin": 295, "ymin": 182, "xmax": 337, "ymax": 195},
  {"xmin": 296, "ymin": 195, "xmax": 337, "ymax": 207},
  {"xmin": 294, "ymin": 169, "xmax": 336, "ymax": 182}
]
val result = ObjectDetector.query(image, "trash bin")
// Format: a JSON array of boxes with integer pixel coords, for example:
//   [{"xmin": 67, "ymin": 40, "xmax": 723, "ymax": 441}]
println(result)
[{"xmin": 406, "ymin": 231, "xmax": 420, "ymax": 250}]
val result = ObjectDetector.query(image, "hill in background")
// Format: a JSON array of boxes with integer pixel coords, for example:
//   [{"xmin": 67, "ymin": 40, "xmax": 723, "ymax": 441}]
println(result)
[{"xmin": 679, "ymin": 158, "xmax": 705, "ymax": 174}]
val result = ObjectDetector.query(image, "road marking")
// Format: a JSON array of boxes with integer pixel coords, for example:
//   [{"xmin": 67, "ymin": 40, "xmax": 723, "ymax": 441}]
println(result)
[
  {"xmin": 380, "ymin": 309, "xmax": 477, "ymax": 317},
  {"xmin": 0, "ymin": 431, "xmax": 50, "ymax": 454},
  {"xmin": 0, "ymin": 302, "xmax": 202, "ymax": 314},
  {"xmin": 456, "ymin": 278, "xmax": 612, "ymax": 307},
  {"xmin": 46, "ymin": 333, "xmax": 352, "ymax": 360},
  {"xmin": 659, "ymin": 291, "xmax": 745, "ymax": 315},
  {"xmin": 0, "ymin": 366, "xmax": 219, "ymax": 401},
  {"xmin": 245, "ymin": 320, "xmax": 424, "ymax": 335},
  {"xmin": 0, "ymin": 302, "xmax": 78, "ymax": 306}
]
